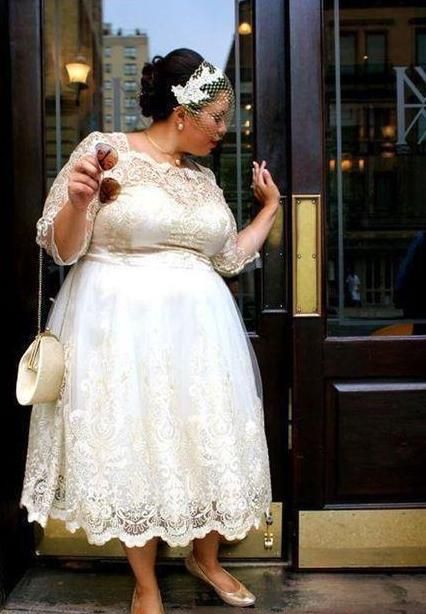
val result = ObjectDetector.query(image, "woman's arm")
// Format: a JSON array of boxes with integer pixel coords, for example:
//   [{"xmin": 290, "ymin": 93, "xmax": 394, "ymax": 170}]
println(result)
[
  {"xmin": 52, "ymin": 155, "xmax": 100, "ymax": 262},
  {"xmin": 210, "ymin": 161, "xmax": 281, "ymax": 278},
  {"xmin": 236, "ymin": 201, "xmax": 280, "ymax": 255},
  {"xmin": 36, "ymin": 131, "xmax": 103, "ymax": 265},
  {"xmin": 52, "ymin": 199, "xmax": 93, "ymax": 263}
]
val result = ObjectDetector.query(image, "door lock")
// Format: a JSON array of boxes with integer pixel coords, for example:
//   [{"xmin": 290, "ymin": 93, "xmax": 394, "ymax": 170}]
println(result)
[{"xmin": 264, "ymin": 509, "xmax": 274, "ymax": 549}]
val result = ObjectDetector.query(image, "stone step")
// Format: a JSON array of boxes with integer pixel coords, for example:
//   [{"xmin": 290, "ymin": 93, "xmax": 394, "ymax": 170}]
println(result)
[{"xmin": 2, "ymin": 563, "xmax": 426, "ymax": 613}]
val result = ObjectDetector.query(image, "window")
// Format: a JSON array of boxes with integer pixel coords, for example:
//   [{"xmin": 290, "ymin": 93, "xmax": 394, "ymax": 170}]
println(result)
[
  {"xmin": 105, "ymin": 47, "xmax": 111, "ymax": 57},
  {"xmin": 416, "ymin": 30, "xmax": 426, "ymax": 68},
  {"xmin": 105, "ymin": 114, "xmax": 112, "ymax": 123},
  {"xmin": 124, "ymin": 81, "xmax": 137, "ymax": 91},
  {"xmin": 124, "ymin": 46, "xmax": 137, "ymax": 59},
  {"xmin": 365, "ymin": 255, "xmax": 394, "ymax": 306},
  {"xmin": 340, "ymin": 32, "xmax": 356, "ymax": 75},
  {"xmin": 125, "ymin": 114, "xmax": 138, "ymax": 126},
  {"xmin": 124, "ymin": 63, "xmax": 138, "ymax": 76},
  {"xmin": 365, "ymin": 32, "xmax": 386, "ymax": 74},
  {"xmin": 104, "ymin": 96, "xmax": 113, "ymax": 106},
  {"xmin": 125, "ymin": 97, "xmax": 137, "ymax": 108},
  {"xmin": 415, "ymin": 33, "xmax": 426, "ymax": 140},
  {"xmin": 105, "ymin": 63, "xmax": 112, "ymax": 74},
  {"xmin": 104, "ymin": 79, "xmax": 112, "ymax": 90},
  {"xmin": 373, "ymin": 171, "xmax": 397, "ymax": 214},
  {"xmin": 372, "ymin": 107, "xmax": 392, "ymax": 141}
]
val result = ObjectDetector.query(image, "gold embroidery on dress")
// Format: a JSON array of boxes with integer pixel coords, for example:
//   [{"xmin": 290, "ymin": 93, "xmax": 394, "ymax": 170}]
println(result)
[
  {"xmin": 21, "ymin": 133, "xmax": 272, "ymax": 547},
  {"xmin": 36, "ymin": 131, "xmax": 260, "ymax": 276}
]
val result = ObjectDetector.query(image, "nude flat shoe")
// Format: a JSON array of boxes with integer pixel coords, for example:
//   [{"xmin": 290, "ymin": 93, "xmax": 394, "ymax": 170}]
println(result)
[
  {"xmin": 130, "ymin": 586, "xmax": 165, "ymax": 614},
  {"xmin": 184, "ymin": 551, "xmax": 256, "ymax": 607}
]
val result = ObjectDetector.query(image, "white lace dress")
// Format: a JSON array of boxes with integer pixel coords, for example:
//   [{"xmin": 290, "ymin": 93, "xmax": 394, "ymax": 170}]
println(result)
[{"xmin": 19, "ymin": 131, "xmax": 273, "ymax": 547}]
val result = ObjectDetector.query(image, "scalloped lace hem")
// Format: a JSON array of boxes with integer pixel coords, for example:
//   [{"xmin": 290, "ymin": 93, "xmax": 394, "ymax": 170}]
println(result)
[{"xmin": 20, "ymin": 501, "xmax": 272, "ymax": 548}]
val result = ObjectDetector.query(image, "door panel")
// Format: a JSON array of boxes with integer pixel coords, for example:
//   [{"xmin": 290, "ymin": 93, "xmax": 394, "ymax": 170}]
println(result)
[
  {"xmin": 291, "ymin": 0, "xmax": 426, "ymax": 570},
  {"xmin": 325, "ymin": 380, "xmax": 426, "ymax": 501}
]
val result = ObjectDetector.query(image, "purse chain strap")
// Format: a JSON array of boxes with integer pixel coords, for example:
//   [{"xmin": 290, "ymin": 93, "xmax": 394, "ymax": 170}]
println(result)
[
  {"xmin": 26, "ymin": 247, "xmax": 45, "ymax": 372},
  {"xmin": 37, "ymin": 246, "xmax": 43, "ymax": 335}
]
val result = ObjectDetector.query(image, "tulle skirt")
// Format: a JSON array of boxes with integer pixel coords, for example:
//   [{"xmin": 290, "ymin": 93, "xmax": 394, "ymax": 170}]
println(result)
[{"xmin": 20, "ymin": 249, "xmax": 272, "ymax": 547}]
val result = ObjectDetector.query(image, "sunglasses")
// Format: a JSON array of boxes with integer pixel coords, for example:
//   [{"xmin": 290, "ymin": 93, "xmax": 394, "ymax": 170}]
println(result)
[{"xmin": 95, "ymin": 142, "xmax": 121, "ymax": 204}]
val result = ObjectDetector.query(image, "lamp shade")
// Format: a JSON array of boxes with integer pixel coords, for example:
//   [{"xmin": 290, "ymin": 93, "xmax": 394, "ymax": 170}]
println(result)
[
  {"xmin": 238, "ymin": 22, "xmax": 252, "ymax": 35},
  {"xmin": 65, "ymin": 56, "xmax": 91, "ymax": 86}
]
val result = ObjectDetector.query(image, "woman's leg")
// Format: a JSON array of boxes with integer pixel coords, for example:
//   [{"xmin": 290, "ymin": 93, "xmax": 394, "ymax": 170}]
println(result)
[
  {"xmin": 192, "ymin": 530, "xmax": 241, "ymax": 592},
  {"xmin": 121, "ymin": 536, "xmax": 163, "ymax": 612}
]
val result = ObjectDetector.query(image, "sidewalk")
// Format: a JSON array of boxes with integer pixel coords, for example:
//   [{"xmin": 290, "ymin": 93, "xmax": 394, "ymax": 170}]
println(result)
[{"xmin": 1, "ymin": 563, "xmax": 426, "ymax": 613}]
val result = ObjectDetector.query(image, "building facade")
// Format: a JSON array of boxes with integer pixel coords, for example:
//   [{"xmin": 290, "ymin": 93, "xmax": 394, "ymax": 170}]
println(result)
[{"xmin": 102, "ymin": 23, "xmax": 149, "ymax": 133}]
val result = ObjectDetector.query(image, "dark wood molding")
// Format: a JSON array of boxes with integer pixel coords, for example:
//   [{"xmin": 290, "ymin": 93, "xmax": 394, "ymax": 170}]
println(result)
[
  {"xmin": 324, "ymin": 337, "xmax": 426, "ymax": 378},
  {"xmin": 254, "ymin": 0, "xmax": 291, "ymax": 509},
  {"xmin": 253, "ymin": 1, "xmax": 291, "ymax": 559},
  {"xmin": 2, "ymin": 0, "xmax": 44, "ymax": 601},
  {"xmin": 254, "ymin": 0, "xmax": 288, "ymax": 192},
  {"xmin": 289, "ymin": 0, "xmax": 324, "ymax": 194},
  {"xmin": 288, "ymin": 0, "xmax": 325, "ymax": 570},
  {"xmin": 288, "ymin": 0, "xmax": 325, "ymax": 483},
  {"xmin": 10, "ymin": 0, "xmax": 45, "ymax": 322}
]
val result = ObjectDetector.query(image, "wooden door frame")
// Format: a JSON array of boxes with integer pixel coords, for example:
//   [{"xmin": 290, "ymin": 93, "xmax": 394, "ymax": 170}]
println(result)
[
  {"xmin": 2, "ymin": 0, "xmax": 44, "ymax": 600},
  {"xmin": 253, "ymin": 0, "xmax": 292, "ymax": 560},
  {"xmin": 289, "ymin": 0, "xmax": 426, "ymax": 571},
  {"xmin": 4, "ymin": 0, "xmax": 293, "ymax": 566},
  {"xmin": 287, "ymin": 0, "xmax": 325, "ymax": 569}
]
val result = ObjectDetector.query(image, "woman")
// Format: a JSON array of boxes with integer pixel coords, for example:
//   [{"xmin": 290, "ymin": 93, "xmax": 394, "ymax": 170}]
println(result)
[{"xmin": 20, "ymin": 48, "xmax": 280, "ymax": 613}]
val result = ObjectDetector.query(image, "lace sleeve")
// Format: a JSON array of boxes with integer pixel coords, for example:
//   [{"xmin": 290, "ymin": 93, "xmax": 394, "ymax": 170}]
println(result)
[
  {"xmin": 210, "ymin": 202, "xmax": 261, "ymax": 277},
  {"xmin": 36, "ymin": 131, "xmax": 104, "ymax": 266},
  {"xmin": 193, "ymin": 165, "xmax": 260, "ymax": 277}
]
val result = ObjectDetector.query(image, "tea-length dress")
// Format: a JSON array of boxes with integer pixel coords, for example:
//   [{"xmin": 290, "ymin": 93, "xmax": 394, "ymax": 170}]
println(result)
[{"xmin": 20, "ymin": 131, "xmax": 273, "ymax": 547}]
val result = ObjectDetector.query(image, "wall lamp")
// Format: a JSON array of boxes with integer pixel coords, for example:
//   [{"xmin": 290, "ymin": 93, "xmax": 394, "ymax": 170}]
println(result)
[{"xmin": 65, "ymin": 55, "xmax": 91, "ymax": 105}]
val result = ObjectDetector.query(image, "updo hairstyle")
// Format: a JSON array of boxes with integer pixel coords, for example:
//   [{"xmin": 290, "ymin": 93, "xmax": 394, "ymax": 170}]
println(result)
[{"xmin": 139, "ymin": 48, "xmax": 204, "ymax": 121}]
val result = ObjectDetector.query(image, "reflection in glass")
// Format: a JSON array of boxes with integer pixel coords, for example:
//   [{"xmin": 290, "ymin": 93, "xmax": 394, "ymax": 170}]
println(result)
[
  {"xmin": 43, "ymin": 0, "xmax": 258, "ymax": 329},
  {"xmin": 325, "ymin": 0, "xmax": 426, "ymax": 336}
]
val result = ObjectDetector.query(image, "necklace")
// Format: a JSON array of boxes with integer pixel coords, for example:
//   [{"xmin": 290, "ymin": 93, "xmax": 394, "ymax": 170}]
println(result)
[{"xmin": 144, "ymin": 131, "xmax": 183, "ymax": 167}]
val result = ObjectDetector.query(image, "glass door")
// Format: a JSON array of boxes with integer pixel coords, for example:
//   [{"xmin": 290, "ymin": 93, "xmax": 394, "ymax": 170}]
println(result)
[
  {"xmin": 325, "ymin": 0, "xmax": 426, "ymax": 337},
  {"xmin": 290, "ymin": 0, "xmax": 426, "ymax": 570},
  {"xmin": 38, "ymin": 0, "xmax": 289, "ymax": 561},
  {"xmin": 44, "ymin": 0, "xmax": 261, "ymax": 325}
]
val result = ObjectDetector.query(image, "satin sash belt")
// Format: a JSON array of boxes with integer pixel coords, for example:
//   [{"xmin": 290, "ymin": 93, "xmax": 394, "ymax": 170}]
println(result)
[{"xmin": 83, "ymin": 245, "xmax": 215, "ymax": 271}]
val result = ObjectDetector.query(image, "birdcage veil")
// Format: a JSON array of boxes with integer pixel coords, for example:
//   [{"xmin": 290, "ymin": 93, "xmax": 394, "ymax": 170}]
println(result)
[{"xmin": 171, "ymin": 60, "xmax": 235, "ymax": 137}]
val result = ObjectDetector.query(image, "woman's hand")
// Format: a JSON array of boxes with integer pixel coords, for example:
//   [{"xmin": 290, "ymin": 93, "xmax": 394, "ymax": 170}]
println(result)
[
  {"xmin": 68, "ymin": 155, "xmax": 101, "ymax": 211},
  {"xmin": 251, "ymin": 160, "xmax": 281, "ymax": 209}
]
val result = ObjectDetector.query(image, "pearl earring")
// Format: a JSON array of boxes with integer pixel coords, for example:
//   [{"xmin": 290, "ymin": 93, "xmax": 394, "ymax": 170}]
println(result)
[{"xmin": 177, "ymin": 123, "xmax": 184, "ymax": 131}]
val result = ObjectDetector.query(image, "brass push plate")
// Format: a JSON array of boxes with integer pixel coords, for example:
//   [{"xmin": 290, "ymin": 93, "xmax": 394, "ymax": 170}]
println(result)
[{"xmin": 292, "ymin": 195, "xmax": 322, "ymax": 317}]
